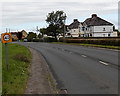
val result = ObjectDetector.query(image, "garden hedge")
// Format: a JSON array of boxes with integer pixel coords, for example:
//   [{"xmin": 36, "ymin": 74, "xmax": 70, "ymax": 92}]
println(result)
[{"xmin": 59, "ymin": 37, "xmax": 120, "ymax": 46}]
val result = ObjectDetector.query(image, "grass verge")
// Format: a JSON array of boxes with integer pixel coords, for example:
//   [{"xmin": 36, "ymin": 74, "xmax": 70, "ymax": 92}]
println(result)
[
  {"xmin": 51, "ymin": 42, "xmax": 120, "ymax": 50},
  {"xmin": 0, "ymin": 43, "xmax": 2, "ymax": 95},
  {"xmin": 2, "ymin": 43, "xmax": 31, "ymax": 94}
]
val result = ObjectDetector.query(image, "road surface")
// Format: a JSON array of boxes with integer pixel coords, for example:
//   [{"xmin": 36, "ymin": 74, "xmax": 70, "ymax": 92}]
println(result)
[{"xmin": 19, "ymin": 42, "xmax": 118, "ymax": 94}]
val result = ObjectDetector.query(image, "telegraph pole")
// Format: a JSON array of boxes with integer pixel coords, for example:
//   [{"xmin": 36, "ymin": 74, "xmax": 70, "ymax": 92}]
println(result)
[
  {"xmin": 5, "ymin": 28, "xmax": 9, "ymax": 70},
  {"xmin": 6, "ymin": 28, "xmax": 8, "ymax": 33},
  {"xmin": 36, "ymin": 26, "xmax": 39, "ymax": 38}
]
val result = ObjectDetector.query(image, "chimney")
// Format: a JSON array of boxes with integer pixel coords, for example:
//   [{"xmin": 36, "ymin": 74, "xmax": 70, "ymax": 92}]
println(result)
[
  {"xmin": 92, "ymin": 14, "xmax": 97, "ymax": 18},
  {"xmin": 73, "ymin": 19, "xmax": 78, "ymax": 22}
]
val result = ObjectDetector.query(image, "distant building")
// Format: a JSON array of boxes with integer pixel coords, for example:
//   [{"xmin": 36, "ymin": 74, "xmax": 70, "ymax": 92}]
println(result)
[
  {"xmin": 66, "ymin": 14, "xmax": 118, "ymax": 37},
  {"xmin": 11, "ymin": 32, "xmax": 18, "ymax": 41},
  {"xmin": 21, "ymin": 30, "xmax": 28, "ymax": 39},
  {"xmin": 66, "ymin": 19, "xmax": 81, "ymax": 37},
  {"xmin": 11, "ymin": 30, "xmax": 28, "ymax": 41}
]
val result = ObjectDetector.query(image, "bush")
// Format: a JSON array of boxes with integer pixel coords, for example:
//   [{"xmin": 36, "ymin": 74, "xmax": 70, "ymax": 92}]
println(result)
[
  {"xmin": 13, "ymin": 53, "xmax": 30, "ymax": 63},
  {"xmin": 59, "ymin": 38, "xmax": 120, "ymax": 46},
  {"xmin": 33, "ymin": 39, "xmax": 40, "ymax": 42},
  {"xmin": 43, "ymin": 37, "xmax": 57, "ymax": 42}
]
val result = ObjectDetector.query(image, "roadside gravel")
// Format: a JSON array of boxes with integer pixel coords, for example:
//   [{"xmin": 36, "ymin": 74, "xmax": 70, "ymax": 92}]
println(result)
[{"xmin": 25, "ymin": 48, "xmax": 57, "ymax": 94}]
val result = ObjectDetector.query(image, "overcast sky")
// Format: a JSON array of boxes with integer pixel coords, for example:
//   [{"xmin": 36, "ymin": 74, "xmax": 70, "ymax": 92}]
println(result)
[{"xmin": 0, "ymin": 0, "xmax": 119, "ymax": 34}]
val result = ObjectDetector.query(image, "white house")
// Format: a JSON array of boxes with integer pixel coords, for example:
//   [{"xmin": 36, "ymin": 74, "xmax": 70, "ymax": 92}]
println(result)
[
  {"xmin": 82, "ymin": 14, "xmax": 117, "ymax": 37},
  {"xmin": 66, "ymin": 14, "xmax": 118, "ymax": 37},
  {"xmin": 66, "ymin": 19, "xmax": 81, "ymax": 37}
]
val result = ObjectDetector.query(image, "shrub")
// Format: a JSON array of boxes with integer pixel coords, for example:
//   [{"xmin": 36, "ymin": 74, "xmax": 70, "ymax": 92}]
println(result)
[
  {"xmin": 59, "ymin": 38, "xmax": 120, "ymax": 46},
  {"xmin": 13, "ymin": 53, "xmax": 30, "ymax": 63},
  {"xmin": 44, "ymin": 37, "xmax": 57, "ymax": 42},
  {"xmin": 33, "ymin": 39, "xmax": 40, "ymax": 42}
]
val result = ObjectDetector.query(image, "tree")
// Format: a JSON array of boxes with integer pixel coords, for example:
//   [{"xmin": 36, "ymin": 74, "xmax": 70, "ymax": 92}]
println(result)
[
  {"xmin": 38, "ymin": 33, "xmax": 42, "ymax": 38},
  {"xmin": 27, "ymin": 32, "xmax": 37, "ymax": 42},
  {"xmin": 40, "ymin": 28, "xmax": 47, "ymax": 37},
  {"xmin": 46, "ymin": 10, "xmax": 67, "ymax": 41}
]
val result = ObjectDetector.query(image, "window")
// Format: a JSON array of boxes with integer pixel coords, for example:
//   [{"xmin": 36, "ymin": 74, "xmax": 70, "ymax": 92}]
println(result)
[
  {"xmin": 68, "ymin": 33, "xmax": 71, "ymax": 35},
  {"xmin": 103, "ymin": 34, "xmax": 105, "ymax": 37},
  {"xmin": 90, "ymin": 33, "xmax": 92, "ymax": 37},
  {"xmin": 82, "ymin": 27, "xmax": 85, "ymax": 31},
  {"xmin": 108, "ymin": 33, "xmax": 110, "ymax": 37},
  {"xmin": 103, "ymin": 28, "xmax": 106, "ymax": 31}
]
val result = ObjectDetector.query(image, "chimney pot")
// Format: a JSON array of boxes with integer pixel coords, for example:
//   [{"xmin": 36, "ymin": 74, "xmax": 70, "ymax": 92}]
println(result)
[
  {"xmin": 73, "ymin": 19, "xmax": 78, "ymax": 22},
  {"xmin": 92, "ymin": 14, "xmax": 97, "ymax": 18}
]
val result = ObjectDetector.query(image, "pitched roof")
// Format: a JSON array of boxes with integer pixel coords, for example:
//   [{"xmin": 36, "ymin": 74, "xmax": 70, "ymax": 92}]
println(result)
[
  {"xmin": 83, "ymin": 14, "xmax": 113, "ymax": 26},
  {"xmin": 68, "ymin": 19, "xmax": 80, "ymax": 29}
]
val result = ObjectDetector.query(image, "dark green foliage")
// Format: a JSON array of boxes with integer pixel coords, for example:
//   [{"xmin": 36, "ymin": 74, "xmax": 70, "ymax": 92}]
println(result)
[
  {"xmin": 59, "ymin": 38, "xmax": 120, "ymax": 46},
  {"xmin": 27, "ymin": 32, "xmax": 37, "ymax": 42},
  {"xmin": 38, "ymin": 33, "xmax": 43, "ymax": 38},
  {"xmin": 33, "ymin": 38, "xmax": 40, "ymax": 42},
  {"xmin": 46, "ymin": 10, "xmax": 67, "ymax": 41},
  {"xmin": 44, "ymin": 37, "xmax": 57, "ymax": 42},
  {"xmin": 40, "ymin": 28, "xmax": 47, "ymax": 37}
]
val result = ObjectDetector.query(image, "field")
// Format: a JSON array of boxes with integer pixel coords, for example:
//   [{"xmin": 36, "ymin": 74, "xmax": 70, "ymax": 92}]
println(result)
[{"xmin": 2, "ymin": 43, "xmax": 31, "ymax": 94}]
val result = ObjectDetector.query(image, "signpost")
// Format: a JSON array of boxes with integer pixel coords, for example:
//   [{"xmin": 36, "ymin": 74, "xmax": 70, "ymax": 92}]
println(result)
[{"xmin": 1, "ymin": 33, "xmax": 12, "ymax": 70}]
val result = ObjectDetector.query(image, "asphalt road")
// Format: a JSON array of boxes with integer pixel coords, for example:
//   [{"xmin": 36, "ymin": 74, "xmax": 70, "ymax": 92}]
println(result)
[{"xmin": 19, "ymin": 42, "xmax": 118, "ymax": 94}]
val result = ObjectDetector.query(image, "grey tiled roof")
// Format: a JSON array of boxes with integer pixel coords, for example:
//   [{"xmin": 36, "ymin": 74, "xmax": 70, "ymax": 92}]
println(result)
[
  {"xmin": 83, "ymin": 15, "xmax": 113, "ymax": 26},
  {"xmin": 68, "ymin": 19, "xmax": 80, "ymax": 29}
]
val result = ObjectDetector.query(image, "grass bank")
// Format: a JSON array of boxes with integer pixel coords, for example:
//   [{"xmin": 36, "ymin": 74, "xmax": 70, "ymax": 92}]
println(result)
[
  {"xmin": 52, "ymin": 42, "xmax": 120, "ymax": 50},
  {"xmin": 2, "ymin": 43, "xmax": 31, "ymax": 94},
  {"xmin": 0, "ymin": 43, "xmax": 2, "ymax": 95}
]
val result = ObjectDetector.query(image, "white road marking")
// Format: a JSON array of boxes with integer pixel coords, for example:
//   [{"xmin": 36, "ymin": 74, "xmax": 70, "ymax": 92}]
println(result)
[
  {"xmin": 81, "ymin": 55, "xmax": 87, "ymax": 57},
  {"xmin": 99, "ymin": 61, "xmax": 109, "ymax": 66}
]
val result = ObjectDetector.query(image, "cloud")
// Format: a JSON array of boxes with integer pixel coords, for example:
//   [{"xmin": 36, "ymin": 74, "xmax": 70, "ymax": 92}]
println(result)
[{"xmin": 0, "ymin": 0, "xmax": 119, "ymax": 33}]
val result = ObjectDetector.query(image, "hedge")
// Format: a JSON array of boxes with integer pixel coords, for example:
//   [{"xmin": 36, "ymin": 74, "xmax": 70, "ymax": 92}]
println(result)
[{"xmin": 59, "ymin": 38, "xmax": 120, "ymax": 46}]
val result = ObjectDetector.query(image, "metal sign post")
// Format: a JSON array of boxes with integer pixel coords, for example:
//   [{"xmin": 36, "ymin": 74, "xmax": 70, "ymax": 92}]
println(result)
[
  {"xmin": 5, "ymin": 43, "xmax": 9, "ymax": 70},
  {"xmin": 1, "ymin": 33, "xmax": 12, "ymax": 70}
]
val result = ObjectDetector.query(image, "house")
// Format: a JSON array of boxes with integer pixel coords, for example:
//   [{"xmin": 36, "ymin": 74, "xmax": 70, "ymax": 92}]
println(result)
[
  {"xmin": 11, "ymin": 30, "xmax": 28, "ymax": 41},
  {"xmin": 82, "ymin": 14, "xmax": 117, "ymax": 37},
  {"xmin": 66, "ymin": 19, "xmax": 81, "ymax": 37},
  {"xmin": 66, "ymin": 14, "xmax": 118, "ymax": 37},
  {"xmin": 20, "ymin": 30, "xmax": 28, "ymax": 39},
  {"xmin": 11, "ymin": 32, "xmax": 18, "ymax": 41}
]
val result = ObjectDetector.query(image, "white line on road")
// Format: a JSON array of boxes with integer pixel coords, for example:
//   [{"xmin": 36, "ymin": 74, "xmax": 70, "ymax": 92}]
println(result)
[
  {"xmin": 99, "ymin": 61, "xmax": 109, "ymax": 66},
  {"xmin": 81, "ymin": 55, "xmax": 87, "ymax": 58}
]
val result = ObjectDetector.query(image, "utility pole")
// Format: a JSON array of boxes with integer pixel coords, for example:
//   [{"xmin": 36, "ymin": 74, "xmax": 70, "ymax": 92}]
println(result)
[
  {"xmin": 6, "ymin": 28, "xmax": 8, "ymax": 33},
  {"xmin": 36, "ymin": 26, "xmax": 39, "ymax": 38},
  {"xmin": 5, "ymin": 28, "xmax": 9, "ymax": 70}
]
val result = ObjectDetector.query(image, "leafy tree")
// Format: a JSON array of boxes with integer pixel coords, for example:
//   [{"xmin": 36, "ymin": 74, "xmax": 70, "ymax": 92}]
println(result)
[
  {"xmin": 46, "ymin": 10, "xmax": 67, "ymax": 41},
  {"xmin": 27, "ymin": 32, "xmax": 37, "ymax": 42},
  {"xmin": 40, "ymin": 28, "xmax": 47, "ymax": 37},
  {"xmin": 38, "ymin": 33, "xmax": 42, "ymax": 38}
]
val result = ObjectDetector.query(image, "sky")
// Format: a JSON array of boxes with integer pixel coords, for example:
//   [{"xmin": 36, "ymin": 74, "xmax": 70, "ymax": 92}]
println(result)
[{"xmin": 0, "ymin": 0, "xmax": 119, "ymax": 34}]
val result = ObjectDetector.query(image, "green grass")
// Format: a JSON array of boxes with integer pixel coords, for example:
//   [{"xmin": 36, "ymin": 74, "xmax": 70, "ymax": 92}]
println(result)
[
  {"xmin": 2, "ymin": 43, "xmax": 31, "ymax": 94},
  {"xmin": 52, "ymin": 42, "xmax": 120, "ymax": 50},
  {"xmin": 0, "ymin": 43, "xmax": 2, "ymax": 95}
]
